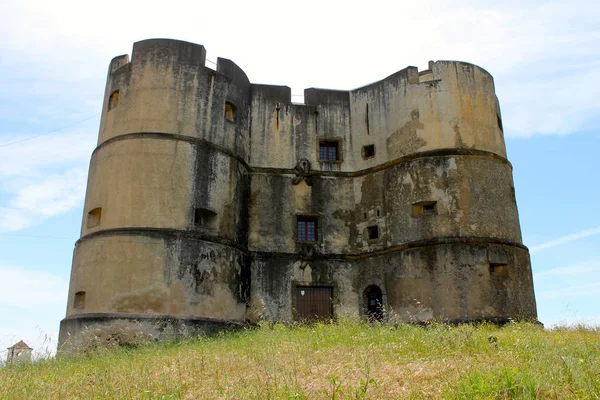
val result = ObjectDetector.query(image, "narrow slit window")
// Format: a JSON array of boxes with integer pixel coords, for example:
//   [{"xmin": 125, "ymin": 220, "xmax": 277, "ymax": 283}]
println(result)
[
  {"xmin": 367, "ymin": 225, "xmax": 379, "ymax": 240},
  {"xmin": 225, "ymin": 102, "xmax": 237, "ymax": 123},
  {"xmin": 74, "ymin": 291, "xmax": 86, "ymax": 309},
  {"xmin": 108, "ymin": 90, "xmax": 119, "ymax": 111},
  {"xmin": 319, "ymin": 141, "xmax": 340, "ymax": 162},
  {"xmin": 297, "ymin": 216, "xmax": 318, "ymax": 242},
  {"xmin": 87, "ymin": 207, "xmax": 102, "ymax": 228},
  {"xmin": 363, "ymin": 144, "xmax": 375, "ymax": 159},
  {"xmin": 497, "ymin": 114, "xmax": 503, "ymax": 131}
]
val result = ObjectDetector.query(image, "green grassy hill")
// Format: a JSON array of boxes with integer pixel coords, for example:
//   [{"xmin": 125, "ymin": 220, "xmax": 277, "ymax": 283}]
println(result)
[{"xmin": 1, "ymin": 321, "xmax": 599, "ymax": 399}]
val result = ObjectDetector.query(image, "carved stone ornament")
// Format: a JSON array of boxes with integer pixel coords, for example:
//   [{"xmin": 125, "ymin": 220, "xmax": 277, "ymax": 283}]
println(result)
[
  {"xmin": 292, "ymin": 158, "xmax": 312, "ymax": 186},
  {"xmin": 299, "ymin": 243, "xmax": 315, "ymax": 261}
]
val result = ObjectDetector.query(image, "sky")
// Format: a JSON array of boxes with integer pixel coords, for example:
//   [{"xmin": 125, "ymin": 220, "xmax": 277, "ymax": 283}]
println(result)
[{"xmin": 1, "ymin": 0, "xmax": 599, "ymax": 359}]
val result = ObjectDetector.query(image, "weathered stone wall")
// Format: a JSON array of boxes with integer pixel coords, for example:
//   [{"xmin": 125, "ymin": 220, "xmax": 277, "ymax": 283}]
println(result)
[
  {"xmin": 64, "ymin": 39, "xmax": 251, "ymax": 335},
  {"xmin": 61, "ymin": 39, "xmax": 537, "ymax": 347},
  {"xmin": 251, "ymin": 243, "xmax": 535, "ymax": 323}
]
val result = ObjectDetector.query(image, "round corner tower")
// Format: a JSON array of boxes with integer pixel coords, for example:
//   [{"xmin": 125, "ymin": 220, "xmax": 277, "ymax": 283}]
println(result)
[
  {"xmin": 60, "ymin": 42, "xmax": 537, "ymax": 345},
  {"xmin": 59, "ymin": 39, "xmax": 252, "ymax": 344}
]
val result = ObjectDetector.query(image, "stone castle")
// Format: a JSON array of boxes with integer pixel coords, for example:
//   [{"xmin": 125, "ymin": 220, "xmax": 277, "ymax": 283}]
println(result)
[{"xmin": 59, "ymin": 39, "xmax": 537, "ymax": 343}]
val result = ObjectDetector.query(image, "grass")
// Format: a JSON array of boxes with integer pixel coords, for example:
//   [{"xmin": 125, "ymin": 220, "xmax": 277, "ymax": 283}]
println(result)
[{"xmin": 1, "ymin": 320, "xmax": 599, "ymax": 399}]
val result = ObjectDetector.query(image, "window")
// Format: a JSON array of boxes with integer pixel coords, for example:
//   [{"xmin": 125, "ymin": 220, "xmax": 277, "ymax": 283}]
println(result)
[
  {"xmin": 363, "ymin": 144, "xmax": 375, "ymax": 159},
  {"xmin": 490, "ymin": 263, "xmax": 509, "ymax": 277},
  {"xmin": 497, "ymin": 114, "xmax": 503, "ymax": 131},
  {"xmin": 74, "ymin": 291, "xmax": 86, "ymax": 309},
  {"xmin": 108, "ymin": 90, "xmax": 119, "ymax": 111},
  {"xmin": 367, "ymin": 225, "xmax": 379, "ymax": 240},
  {"xmin": 225, "ymin": 102, "xmax": 237, "ymax": 123},
  {"xmin": 412, "ymin": 201, "xmax": 437, "ymax": 216},
  {"xmin": 87, "ymin": 207, "xmax": 102, "ymax": 228},
  {"xmin": 297, "ymin": 216, "xmax": 318, "ymax": 242},
  {"xmin": 423, "ymin": 204, "xmax": 435, "ymax": 214},
  {"xmin": 319, "ymin": 141, "xmax": 340, "ymax": 162},
  {"xmin": 194, "ymin": 208, "xmax": 217, "ymax": 230}
]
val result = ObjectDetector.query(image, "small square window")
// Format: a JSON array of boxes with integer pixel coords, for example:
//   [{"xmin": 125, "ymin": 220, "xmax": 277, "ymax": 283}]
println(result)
[
  {"xmin": 194, "ymin": 208, "xmax": 217, "ymax": 230},
  {"xmin": 490, "ymin": 263, "xmax": 509, "ymax": 277},
  {"xmin": 297, "ymin": 216, "xmax": 318, "ymax": 242},
  {"xmin": 367, "ymin": 225, "xmax": 379, "ymax": 240},
  {"xmin": 363, "ymin": 144, "xmax": 375, "ymax": 159},
  {"xmin": 412, "ymin": 201, "xmax": 437, "ymax": 216},
  {"xmin": 319, "ymin": 141, "xmax": 340, "ymax": 162},
  {"xmin": 423, "ymin": 204, "xmax": 435, "ymax": 214}
]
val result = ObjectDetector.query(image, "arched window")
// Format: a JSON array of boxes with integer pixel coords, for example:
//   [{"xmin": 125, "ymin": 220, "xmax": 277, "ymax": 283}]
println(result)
[
  {"xmin": 225, "ymin": 101, "xmax": 237, "ymax": 123},
  {"xmin": 364, "ymin": 285, "xmax": 383, "ymax": 322},
  {"xmin": 87, "ymin": 207, "xmax": 102, "ymax": 228},
  {"xmin": 74, "ymin": 291, "xmax": 86, "ymax": 308},
  {"xmin": 108, "ymin": 90, "xmax": 120, "ymax": 111}
]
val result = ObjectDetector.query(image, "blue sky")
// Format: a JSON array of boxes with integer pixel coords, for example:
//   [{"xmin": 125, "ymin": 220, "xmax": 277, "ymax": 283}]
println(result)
[{"xmin": 1, "ymin": 0, "xmax": 599, "ymax": 358}]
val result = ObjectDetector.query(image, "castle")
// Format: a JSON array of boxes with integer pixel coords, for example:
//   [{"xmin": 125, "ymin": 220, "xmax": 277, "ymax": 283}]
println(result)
[{"xmin": 59, "ymin": 39, "xmax": 537, "ymax": 344}]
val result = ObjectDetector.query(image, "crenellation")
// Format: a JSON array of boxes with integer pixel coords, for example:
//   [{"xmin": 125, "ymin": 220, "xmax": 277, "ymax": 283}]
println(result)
[{"xmin": 59, "ymin": 39, "xmax": 537, "ymax": 348}]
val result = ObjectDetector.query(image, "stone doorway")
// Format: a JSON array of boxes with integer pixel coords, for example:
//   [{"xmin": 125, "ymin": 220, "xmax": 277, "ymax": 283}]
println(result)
[{"xmin": 364, "ymin": 285, "xmax": 383, "ymax": 322}]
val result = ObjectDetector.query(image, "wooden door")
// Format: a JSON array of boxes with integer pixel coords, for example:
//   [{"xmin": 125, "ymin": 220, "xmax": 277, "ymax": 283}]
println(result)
[{"xmin": 295, "ymin": 286, "xmax": 333, "ymax": 321}]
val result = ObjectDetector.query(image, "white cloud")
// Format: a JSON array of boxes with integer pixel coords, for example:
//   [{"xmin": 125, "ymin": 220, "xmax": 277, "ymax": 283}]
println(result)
[
  {"xmin": 0, "ymin": 167, "xmax": 88, "ymax": 232},
  {"xmin": 2, "ymin": 0, "xmax": 599, "ymax": 139},
  {"xmin": 530, "ymin": 227, "xmax": 600, "ymax": 254},
  {"xmin": 0, "ymin": 129, "xmax": 96, "ymax": 177}
]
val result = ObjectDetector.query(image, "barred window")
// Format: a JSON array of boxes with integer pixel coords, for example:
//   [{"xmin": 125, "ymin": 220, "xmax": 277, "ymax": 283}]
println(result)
[
  {"xmin": 297, "ymin": 216, "xmax": 318, "ymax": 242},
  {"xmin": 319, "ymin": 141, "xmax": 339, "ymax": 162}
]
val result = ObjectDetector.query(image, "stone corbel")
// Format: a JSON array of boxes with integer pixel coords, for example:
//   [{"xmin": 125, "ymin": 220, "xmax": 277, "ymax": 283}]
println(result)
[{"xmin": 292, "ymin": 158, "xmax": 313, "ymax": 186}]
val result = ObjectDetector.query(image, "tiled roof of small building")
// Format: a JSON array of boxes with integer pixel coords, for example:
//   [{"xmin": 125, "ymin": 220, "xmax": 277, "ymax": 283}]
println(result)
[{"xmin": 7, "ymin": 340, "xmax": 32, "ymax": 350}]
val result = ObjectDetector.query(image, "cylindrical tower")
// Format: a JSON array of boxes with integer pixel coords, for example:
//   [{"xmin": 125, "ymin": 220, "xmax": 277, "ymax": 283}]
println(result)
[{"xmin": 59, "ymin": 39, "xmax": 252, "ymax": 345}]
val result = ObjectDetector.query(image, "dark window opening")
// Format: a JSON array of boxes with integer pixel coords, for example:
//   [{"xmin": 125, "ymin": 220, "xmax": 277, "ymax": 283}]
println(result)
[
  {"xmin": 377, "ymin": 209, "xmax": 380, "ymax": 217},
  {"xmin": 364, "ymin": 285, "xmax": 383, "ymax": 322},
  {"xmin": 295, "ymin": 286, "xmax": 333, "ymax": 321},
  {"xmin": 363, "ymin": 144, "xmax": 375, "ymax": 159},
  {"xmin": 194, "ymin": 208, "xmax": 217, "ymax": 230},
  {"xmin": 297, "ymin": 216, "xmax": 318, "ymax": 242},
  {"xmin": 510, "ymin": 186, "xmax": 516, "ymax": 203},
  {"xmin": 74, "ymin": 291, "xmax": 86, "ymax": 309},
  {"xmin": 363, "ymin": 212, "xmax": 367, "ymax": 220},
  {"xmin": 490, "ymin": 263, "xmax": 509, "ymax": 277},
  {"xmin": 412, "ymin": 201, "xmax": 437, "ymax": 216},
  {"xmin": 87, "ymin": 207, "xmax": 102, "ymax": 228},
  {"xmin": 367, "ymin": 225, "xmax": 379, "ymax": 240},
  {"xmin": 225, "ymin": 102, "xmax": 237, "ymax": 123},
  {"xmin": 497, "ymin": 114, "xmax": 503, "ymax": 131},
  {"xmin": 108, "ymin": 90, "xmax": 119, "ymax": 111},
  {"xmin": 319, "ymin": 141, "xmax": 340, "ymax": 162}
]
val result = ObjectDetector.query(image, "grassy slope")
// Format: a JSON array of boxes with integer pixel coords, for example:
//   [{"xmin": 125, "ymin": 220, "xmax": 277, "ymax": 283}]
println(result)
[{"xmin": 1, "ymin": 321, "xmax": 599, "ymax": 399}]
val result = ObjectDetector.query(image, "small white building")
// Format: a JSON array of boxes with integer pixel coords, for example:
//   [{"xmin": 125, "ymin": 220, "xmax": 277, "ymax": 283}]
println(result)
[{"xmin": 6, "ymin": 340, "xmax": 33, "ymax": 364}]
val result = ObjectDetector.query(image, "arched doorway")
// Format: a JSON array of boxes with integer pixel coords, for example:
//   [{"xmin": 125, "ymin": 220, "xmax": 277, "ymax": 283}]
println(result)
[{"xmin": 364, "ymin": 285, "xmax": 383, "ymax": 322}]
